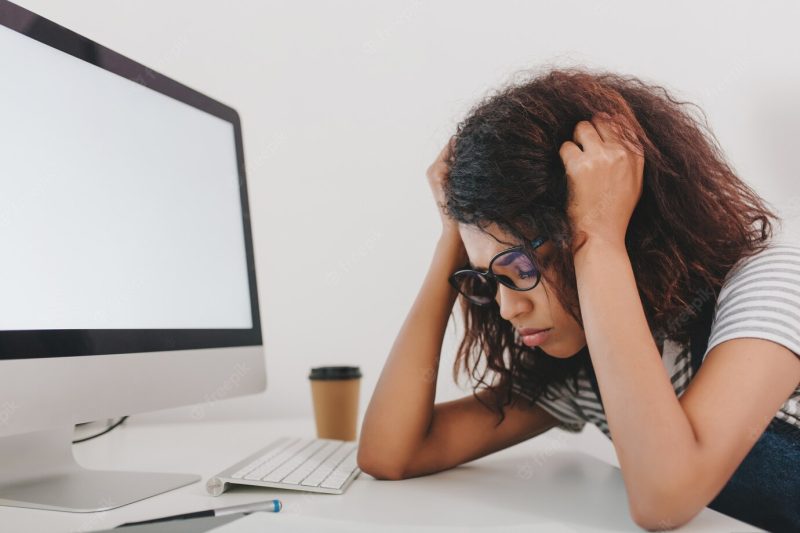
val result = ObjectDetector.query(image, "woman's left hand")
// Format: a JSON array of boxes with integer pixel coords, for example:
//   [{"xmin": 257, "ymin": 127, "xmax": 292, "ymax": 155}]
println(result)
[{"xmin": 559, "ymin": 115, "xmax": 644, "ymax": 251}]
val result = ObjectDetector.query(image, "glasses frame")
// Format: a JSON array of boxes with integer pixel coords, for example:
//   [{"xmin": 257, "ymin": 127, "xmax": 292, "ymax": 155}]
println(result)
[{"xmin": 448, "ymin": 236, "xmax": 548, "ymax": 306}]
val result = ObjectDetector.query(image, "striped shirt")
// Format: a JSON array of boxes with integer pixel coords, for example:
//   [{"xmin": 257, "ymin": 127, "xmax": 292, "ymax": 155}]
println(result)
[{"xmin": 511, "ymin": 240, "xmax": 800, "ymax": 440}]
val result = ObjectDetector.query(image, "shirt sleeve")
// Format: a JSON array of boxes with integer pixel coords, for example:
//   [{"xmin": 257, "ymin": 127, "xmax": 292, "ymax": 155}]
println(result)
[{"xmin": 704, "ymin": 243, "xmax": 800, "ymax": 361}]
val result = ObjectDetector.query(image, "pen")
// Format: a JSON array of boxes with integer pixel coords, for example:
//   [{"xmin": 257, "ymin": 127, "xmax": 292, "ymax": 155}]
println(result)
[{"xmin": 116, "ymin": 499, "xmax": 282, "ymax": 528}]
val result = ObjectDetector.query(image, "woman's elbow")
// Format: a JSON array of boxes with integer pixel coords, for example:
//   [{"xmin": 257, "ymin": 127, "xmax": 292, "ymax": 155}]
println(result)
[
  {"xmin": 629, "ymin": 487, "xmax": 704, "ymax": 531},
  {"xmin": 631, "ymin": 512, "xmax": 691, "ymax": 532},
  {"xmin": 356, "ymin": 451, "xmax": 406, "ymax": 481}
]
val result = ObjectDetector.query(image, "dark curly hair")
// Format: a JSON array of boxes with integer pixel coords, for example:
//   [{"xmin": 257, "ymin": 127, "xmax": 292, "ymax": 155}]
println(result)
[{"xmin": 443, "ymin": 67, "xmax": 780, "ymax": 426}]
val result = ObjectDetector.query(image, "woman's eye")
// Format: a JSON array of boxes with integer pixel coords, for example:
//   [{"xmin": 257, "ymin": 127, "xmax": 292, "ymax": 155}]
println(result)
[{"xmin": 518, "ymin": 270, "xmax": 537, "ymax": 279}]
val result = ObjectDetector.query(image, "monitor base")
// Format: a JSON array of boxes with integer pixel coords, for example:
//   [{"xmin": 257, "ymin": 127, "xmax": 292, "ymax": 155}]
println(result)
[{"xmin": 0, "ymin": 426, "xmax": 199, "ymax": 512}]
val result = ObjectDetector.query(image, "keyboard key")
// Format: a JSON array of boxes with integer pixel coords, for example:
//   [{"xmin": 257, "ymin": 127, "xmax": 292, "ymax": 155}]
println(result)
[
  {"xmin": 300, "ymin": 443, "xmax": 355, "ymax": 487},
  {"xmin": 320, "ymin": 449, "xmax": 358, "ymax": 489},
  {"xmin": 282, "ymin": 441, "xmax": 341, "ymax": 484},
  {"xmin": 243, "ymin": 438, "xmax": 315, "ymax": 481},
  {"xmin": 231, "ymin": 437, "xmax": 294, "ymax": 479},
  {"xmin": 262, "ymin": 439, "xmax": 328, "ymax": 482}
]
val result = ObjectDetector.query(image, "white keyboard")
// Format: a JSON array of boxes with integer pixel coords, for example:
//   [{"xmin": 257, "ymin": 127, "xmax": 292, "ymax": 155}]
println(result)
[{"xmin": 206, "ymin": 436, "xmax": 361, "ymax": 496}]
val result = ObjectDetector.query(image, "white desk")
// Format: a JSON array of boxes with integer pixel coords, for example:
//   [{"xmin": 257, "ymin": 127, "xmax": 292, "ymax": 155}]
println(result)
[{"xmin": 1, "ymin": 417, "xmax": 759, "ymax": 532}]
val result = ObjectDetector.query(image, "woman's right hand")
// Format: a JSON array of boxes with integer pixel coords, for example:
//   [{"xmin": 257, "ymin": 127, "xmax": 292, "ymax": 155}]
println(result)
[
  {"xmin": 426, "ymin": 138, "xmax": 461, "ymax": 237},
  {"xmin": 426, "ymin": 138, "xmax": 468, "ymax": 264}
]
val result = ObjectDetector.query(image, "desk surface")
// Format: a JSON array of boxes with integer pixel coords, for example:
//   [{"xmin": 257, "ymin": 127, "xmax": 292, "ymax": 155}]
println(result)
[{"xmin": 2, "ymin": 417, "xmax": 759, "ymax": 532}]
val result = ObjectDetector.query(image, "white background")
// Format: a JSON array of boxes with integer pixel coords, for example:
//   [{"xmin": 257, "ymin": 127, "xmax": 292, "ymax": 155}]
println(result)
[{"xmin": 12, "ymin": 1, "xmax": 800, "ymax": 437}]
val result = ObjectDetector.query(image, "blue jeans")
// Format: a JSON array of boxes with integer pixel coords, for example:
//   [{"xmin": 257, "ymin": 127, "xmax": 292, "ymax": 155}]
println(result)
[{"xmin": 705, "ymin": 416, "xmax": 800, "ymax": 532}]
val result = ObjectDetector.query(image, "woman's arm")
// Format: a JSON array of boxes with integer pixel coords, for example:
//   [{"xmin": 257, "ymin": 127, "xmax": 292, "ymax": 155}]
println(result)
[
  {"xmin": 562, "ymin": 117, "xmax": 800, "ymax": 530},
  {"xmin": 357, "ymin": 232, "xmax": 466, "ymax": 478},
  {"xmin": 358, "ymin": 231, "xmax": 562, "ymax": 480},
  {"xmin": 357, "ymin": 140, "xmax": 469, "ymax": 477},
  {"xmin": 398, "ymin": 387, "xmax": 560, "ymax": 479},
  {"xmin": 573, "ymin": 236, "xmax": 800, "ymax": 530}
]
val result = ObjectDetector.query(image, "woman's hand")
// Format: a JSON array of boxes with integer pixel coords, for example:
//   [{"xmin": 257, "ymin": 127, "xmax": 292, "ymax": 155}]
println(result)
[
  {"xmin": 426, "ymin": 138, "xmax": 461, "ymax": 237},
  {"xmin": 559, "ymin": 115, "xmax": 644, "ymax": 252}
]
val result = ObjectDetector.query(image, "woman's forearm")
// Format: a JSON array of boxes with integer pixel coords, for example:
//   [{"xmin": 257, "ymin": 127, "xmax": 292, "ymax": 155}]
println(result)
[
  {"xmin": 357, "ymin": 233, "xmax": 467, "ymax": 476},
  {"xmin": 573, "ymin": 237, "xmax": 698, "ymax": 513}
]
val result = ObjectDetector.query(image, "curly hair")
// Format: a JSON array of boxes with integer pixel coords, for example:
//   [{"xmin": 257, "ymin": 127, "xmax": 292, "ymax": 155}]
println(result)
[{"xmin": 443, "ymin": 67, "xmax": 780, "ymax": 426}]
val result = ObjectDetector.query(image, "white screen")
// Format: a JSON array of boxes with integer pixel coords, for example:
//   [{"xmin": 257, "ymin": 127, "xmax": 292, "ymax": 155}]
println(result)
[{"xmin": 0, "ymin": 26, "xmax": 253, "ymax": 330}]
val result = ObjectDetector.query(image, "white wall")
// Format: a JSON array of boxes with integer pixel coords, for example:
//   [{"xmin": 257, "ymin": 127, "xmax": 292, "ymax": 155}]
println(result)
[{"xmin": 14, "ymin": 1, "xmax": 799, "ymax": 432}]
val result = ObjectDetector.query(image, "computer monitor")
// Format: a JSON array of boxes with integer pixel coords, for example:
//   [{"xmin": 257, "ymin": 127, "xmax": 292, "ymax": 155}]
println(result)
[{"xmin": 0, "ymin": 0, "xmax": 266, "ymax": 512}]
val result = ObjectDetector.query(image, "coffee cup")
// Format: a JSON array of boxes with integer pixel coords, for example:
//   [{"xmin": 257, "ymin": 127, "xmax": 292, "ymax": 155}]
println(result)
[{"xmin": 308, "ymin": 366, "xmax": 362, "ymax": 441}]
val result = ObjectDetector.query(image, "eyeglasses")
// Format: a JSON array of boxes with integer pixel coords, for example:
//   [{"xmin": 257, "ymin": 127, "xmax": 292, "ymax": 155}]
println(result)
[{"xmin": 448, "ymin": 236, "xmax": 547, "ymax": 306}]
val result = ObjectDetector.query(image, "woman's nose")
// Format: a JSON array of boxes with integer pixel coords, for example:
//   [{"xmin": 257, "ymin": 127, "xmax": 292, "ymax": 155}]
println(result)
[{"xmin": 497, "ymin": 283, "xmax": 534, "ymax": 321}]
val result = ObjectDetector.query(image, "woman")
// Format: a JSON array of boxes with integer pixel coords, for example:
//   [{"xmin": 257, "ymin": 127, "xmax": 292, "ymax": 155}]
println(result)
[{"xmin": 358, "ymin": 68, "xmax": 800, "ymax": 531}]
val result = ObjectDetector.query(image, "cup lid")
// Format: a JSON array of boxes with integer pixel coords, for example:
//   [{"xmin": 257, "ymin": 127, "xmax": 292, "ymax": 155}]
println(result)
[{"xmin": 309, "ymin": 366, "xmax": 362, "ymax": 380}]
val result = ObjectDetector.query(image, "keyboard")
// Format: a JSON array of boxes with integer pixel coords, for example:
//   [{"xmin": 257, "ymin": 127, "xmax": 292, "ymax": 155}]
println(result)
[{"xmin": 206, "ymin": 436, "xmax": 361, "ymax": 496}]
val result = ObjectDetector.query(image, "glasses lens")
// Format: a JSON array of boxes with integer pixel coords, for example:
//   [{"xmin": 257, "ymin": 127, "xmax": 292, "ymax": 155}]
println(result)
[
  {"xmin": 491, "ymin": 250, "xmax": 540, "ymax": 290},
  {"xmin": 451, "ymin": 270, "xmax": 495, "ymax": 305}
]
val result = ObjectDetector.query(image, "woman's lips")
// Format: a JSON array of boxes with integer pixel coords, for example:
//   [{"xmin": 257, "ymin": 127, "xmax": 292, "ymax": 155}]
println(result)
[
  {"xmin": 518, "ymin": 327, "xmax": 548, "ymax": 336},
  {"xmin": 520, "ymin": 328, "xmax": 552, "ymax": 347}
]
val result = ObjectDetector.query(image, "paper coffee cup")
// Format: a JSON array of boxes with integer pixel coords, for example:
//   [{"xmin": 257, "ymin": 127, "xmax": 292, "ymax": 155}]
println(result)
[{"xmin": 308, "ymin": 366, "xmax": 362, "ymax": 441}]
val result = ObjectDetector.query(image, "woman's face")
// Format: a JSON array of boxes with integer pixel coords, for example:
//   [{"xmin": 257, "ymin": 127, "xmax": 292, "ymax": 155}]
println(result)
[{"xmin": 458, "ymin": 223, "xmax": 587, "ymax": 358}]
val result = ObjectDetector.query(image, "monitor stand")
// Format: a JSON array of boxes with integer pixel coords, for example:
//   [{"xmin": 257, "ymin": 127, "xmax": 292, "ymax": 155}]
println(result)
[{"xmin": 0, "ymin": 426, "xmax": 199, "ymax": 512}]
